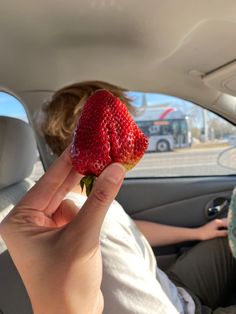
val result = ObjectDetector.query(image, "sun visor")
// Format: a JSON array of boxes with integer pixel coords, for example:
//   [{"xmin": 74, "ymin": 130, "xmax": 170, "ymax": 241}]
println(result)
[{"xmin": 203, "ymin": 61, "xmax": 236, "ymax": 96}]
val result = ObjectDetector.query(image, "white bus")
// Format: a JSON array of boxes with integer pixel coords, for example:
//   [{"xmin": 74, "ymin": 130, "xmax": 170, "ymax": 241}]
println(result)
[{"xmin": 134, "ymin": 106, "xmax": 192, "ymax": 152}]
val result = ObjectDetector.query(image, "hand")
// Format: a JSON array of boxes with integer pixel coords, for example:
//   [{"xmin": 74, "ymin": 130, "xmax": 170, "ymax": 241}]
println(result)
[
  {"xmin": 0, "ymin": 148, "xmax": 125, "ymax": 314},
  {"xmin": 196, "ymin": 218, "xmax": 228, "ymax": 241}
]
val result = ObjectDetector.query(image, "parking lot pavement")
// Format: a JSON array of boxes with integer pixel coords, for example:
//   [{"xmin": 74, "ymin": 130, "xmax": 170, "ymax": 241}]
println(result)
[{"xmin": 127, "ymin": 147, "xmax": 236, "ymax": 177}]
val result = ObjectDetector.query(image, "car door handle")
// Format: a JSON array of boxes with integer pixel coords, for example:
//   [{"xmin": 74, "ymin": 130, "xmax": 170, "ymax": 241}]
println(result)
[{"xmin": 206, "ymin": 198, "xmax": 229, "ymax": 219}]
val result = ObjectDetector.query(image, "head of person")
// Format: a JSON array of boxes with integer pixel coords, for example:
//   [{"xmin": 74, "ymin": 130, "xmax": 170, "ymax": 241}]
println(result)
[{"xmin": 40, "ymin": 80, "xmax": 134, "ymax": 156}]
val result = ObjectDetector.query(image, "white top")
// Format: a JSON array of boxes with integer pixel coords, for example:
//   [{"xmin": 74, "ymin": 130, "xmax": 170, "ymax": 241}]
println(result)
[{"xmin": 67, "ymin": 192, "xmax": 195, "ymax": 314}]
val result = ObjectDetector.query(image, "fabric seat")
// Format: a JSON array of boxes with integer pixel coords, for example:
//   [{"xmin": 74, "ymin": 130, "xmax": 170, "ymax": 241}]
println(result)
[{"xmin": 0, "ymin": 116, "xmax": 37, "ymax": 314}]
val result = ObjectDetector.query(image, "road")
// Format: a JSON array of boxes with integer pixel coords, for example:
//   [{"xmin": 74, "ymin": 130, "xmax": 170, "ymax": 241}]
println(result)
[
  {"xmin": 127, "ymin": 147, "xmax": 236, "ymax": 178},
  {"xmin": 31, "ymin": 146, "xmax": 236, "ymax": 181}
]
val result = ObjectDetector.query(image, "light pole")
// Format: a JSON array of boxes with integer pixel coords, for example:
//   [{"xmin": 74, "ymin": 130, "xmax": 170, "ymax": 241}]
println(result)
[{"xmin": 202, "ymin": 108, "xmax": 208, "ymax": 142}]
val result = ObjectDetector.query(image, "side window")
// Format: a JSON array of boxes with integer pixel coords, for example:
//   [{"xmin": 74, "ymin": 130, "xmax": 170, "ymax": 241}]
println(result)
[
  {"xmin": 0, "ymin": 92, "xmax": 28, "ymax": 122},
  {"xmin": 0, "ymin": 92, "xmax": 44, "ymax": 180},
  {"xmin": 127, "ymin": 91, "xmax": 236, "ymax": 178}
]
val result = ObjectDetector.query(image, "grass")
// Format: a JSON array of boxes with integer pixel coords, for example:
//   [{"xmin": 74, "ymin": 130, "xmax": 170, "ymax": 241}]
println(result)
[{"xmin": 175, "ymin": 142, "xmax": 230, "ymax": 152}]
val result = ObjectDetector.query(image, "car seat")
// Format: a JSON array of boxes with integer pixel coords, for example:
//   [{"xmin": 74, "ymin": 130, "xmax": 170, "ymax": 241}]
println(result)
[{"xmin": 0, "ymin": 116, "xmax": 36, "ymax": 314}]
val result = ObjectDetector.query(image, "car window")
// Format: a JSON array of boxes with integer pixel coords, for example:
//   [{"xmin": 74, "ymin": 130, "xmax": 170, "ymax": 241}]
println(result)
[
  {"xmin": 0, "ymin": 92, "xmax": 44, "ymax": 181},
  {"xmin": 0, "ymin": 92, "xmax": 28, "ymax": 122},
  {"xmin": 128, "ymin": 91, "xmax": 236, "ymax": 178}
]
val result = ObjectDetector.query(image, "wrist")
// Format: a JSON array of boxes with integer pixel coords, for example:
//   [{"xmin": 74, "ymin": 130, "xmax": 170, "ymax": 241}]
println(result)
[
  {"xmin": 32, "ymin": 300, "xmax": 77, "ymax": 314},
  {"xmin": 192, "ymin": 227, "xmax": 203, "ymax": 241},
  {"xmin": 31, "ymin": 290, "xmax": 103, "ymax": 314}
]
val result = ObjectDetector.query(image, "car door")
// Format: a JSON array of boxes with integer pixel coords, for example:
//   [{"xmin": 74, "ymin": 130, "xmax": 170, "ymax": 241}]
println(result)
[{"xmin": 116, "ymin": 92, "xmax": 236, "ymax": 270}]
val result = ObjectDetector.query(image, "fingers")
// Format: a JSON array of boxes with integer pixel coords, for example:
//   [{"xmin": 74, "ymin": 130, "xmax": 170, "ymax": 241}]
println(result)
[
  {"xmin": 214, "ymin": 218, "xmax": 228, "ymax": 229},
  {"xmin": 215, "ymin": 218, "xmax": 228, "ymax": 238},
  {"xmin": 64, "ymin": 163, "xmax": 125, "ymax": 246},
  {"xmin": 213, "ymin": 219, "xmax": 228, "ymax": 238},
  {"xmin": 216, "ymin": 230, "xmax": 228, "ymax": 237},
  {"xmin": 44, "ymin": 169, "xmax": 82, "ymax": 215},
  {"xmin": 18, "ymin": 147, "xmax": 81, "ymax": 212},
  {"xmin": 220, "ymin": 218, "xmax": 228, "ymax": 228},
  {"xmin": 52, "ymin": 199, "xmax": 80, "ymax": 227}
]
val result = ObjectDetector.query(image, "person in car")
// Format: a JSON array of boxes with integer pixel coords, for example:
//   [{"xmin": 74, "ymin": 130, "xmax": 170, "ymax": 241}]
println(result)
[{"xmin": 40, "ymin": 81, "xmax": 236, "ymax": 314}]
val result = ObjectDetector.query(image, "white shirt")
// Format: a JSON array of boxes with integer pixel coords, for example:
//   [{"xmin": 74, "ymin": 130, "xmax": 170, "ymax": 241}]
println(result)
[{"xmin": 67, "ymin": 192, "xmax": 195, "ymax": 314}]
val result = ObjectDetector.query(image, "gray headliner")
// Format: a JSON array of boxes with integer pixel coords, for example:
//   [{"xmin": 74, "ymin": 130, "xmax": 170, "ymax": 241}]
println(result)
[{"xmin": 1, "ymin": 1, "xmax": 236, "ymax": 123}]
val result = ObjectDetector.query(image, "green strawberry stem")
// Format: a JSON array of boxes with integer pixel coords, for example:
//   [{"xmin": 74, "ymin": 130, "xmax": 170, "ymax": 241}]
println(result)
[{"xmin": 80, "ymin": 175, "xmax": 97, "ymax": 196}]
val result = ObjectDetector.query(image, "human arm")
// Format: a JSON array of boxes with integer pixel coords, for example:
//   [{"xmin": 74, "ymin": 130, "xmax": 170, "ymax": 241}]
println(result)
[
  {"xmin": 0, "ymin": 147, "xmax": 125, "ymax": 314},
  {"xmin": 135, "ymin": 218, "xmax": 228, "ymax": 247}
]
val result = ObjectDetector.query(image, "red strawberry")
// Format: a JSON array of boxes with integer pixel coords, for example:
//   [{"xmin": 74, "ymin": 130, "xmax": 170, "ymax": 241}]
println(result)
[{"xmin": 70, "ymin": 90, "xmax": 148, "ymax": 195}]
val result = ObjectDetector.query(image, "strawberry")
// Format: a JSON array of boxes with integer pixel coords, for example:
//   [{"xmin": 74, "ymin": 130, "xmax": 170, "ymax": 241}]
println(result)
[{"xmin": 70, "ymin": 90, "xmax": 148, "ymax": 195}]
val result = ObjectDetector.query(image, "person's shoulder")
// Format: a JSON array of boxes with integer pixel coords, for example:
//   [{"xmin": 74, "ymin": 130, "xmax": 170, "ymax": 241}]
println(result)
[{"xmin": 102, "ymin": 199, "xmax": 132, "ymax": 226}]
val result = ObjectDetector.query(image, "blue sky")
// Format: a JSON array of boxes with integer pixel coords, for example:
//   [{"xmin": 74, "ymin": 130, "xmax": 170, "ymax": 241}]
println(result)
[{"xmin": 0, "ymin": 92, "xmax": 28, "ymax": 121}]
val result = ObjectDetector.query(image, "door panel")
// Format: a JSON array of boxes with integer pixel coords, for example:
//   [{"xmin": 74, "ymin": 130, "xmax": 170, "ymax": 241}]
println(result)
[
  {"xmin": 117, "ymin": 177, "xmax": 236, "ymax": 224},
  {"xmin": 116, "ymin": 176, "xmax": 236, "ymax": 269}
]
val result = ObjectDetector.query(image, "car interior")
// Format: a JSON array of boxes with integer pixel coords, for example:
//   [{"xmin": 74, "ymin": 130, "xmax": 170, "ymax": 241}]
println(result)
[{"xmin": 1, "ymin": 1, "xmax": 236, "ymax": 313}]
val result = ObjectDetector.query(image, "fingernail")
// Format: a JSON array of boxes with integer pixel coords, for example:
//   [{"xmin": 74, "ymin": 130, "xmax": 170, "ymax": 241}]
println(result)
[{"xmin": 103, "ymin": 163, "xmax": 125, "ymax": 184}]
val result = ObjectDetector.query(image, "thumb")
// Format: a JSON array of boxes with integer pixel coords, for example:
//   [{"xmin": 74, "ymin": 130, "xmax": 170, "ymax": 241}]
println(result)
[{"xmin": 65, "ymin": 163, "xmax": 125, "ymax": 243}]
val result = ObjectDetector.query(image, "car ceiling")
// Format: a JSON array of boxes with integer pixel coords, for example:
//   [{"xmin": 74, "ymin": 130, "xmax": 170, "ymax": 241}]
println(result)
[{"xmin": 1, "ymin": 0, "xmax": 236, "ymax": 123}]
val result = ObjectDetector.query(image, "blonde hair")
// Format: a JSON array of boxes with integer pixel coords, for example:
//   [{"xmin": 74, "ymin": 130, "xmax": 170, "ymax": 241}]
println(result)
[{"xmin": 41, "ymin": 81, "xmax": 134, "ymax": 156}]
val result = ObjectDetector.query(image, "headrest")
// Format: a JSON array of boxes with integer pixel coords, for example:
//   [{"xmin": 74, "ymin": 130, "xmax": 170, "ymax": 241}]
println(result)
[{"xmin": 0, "ymin": 116, "xmax": 37, "ymax": 189}]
